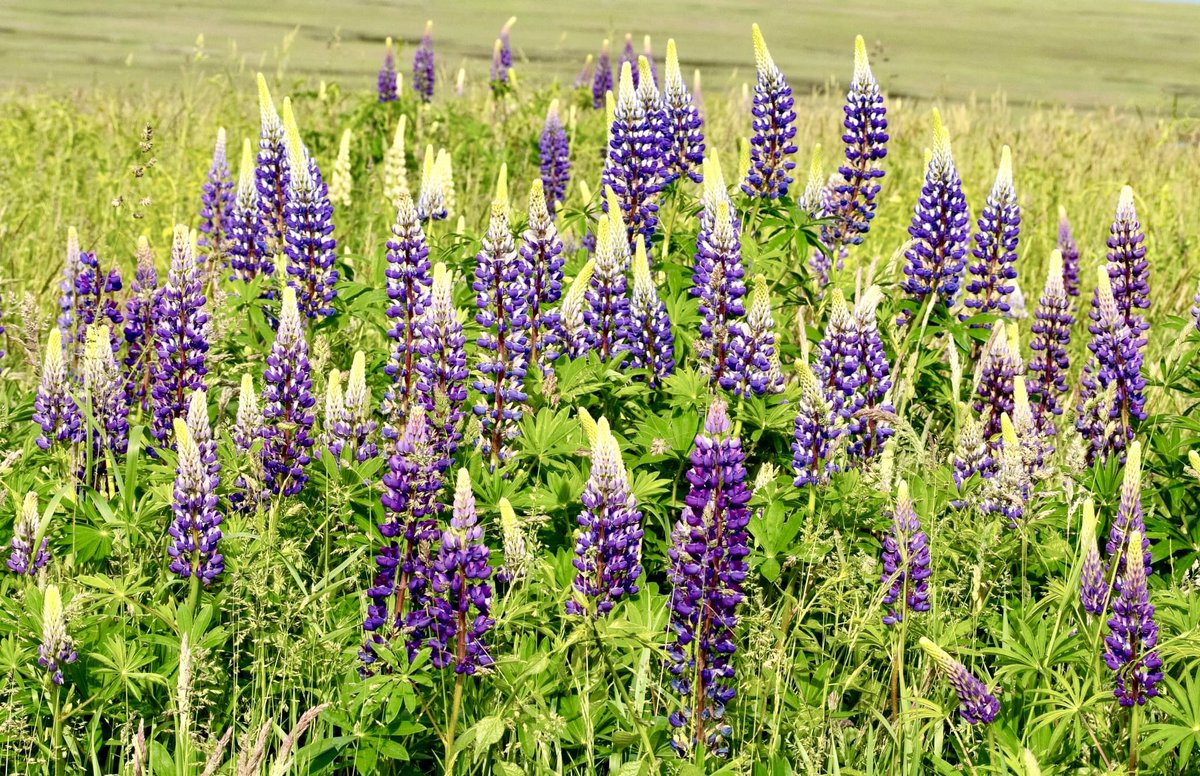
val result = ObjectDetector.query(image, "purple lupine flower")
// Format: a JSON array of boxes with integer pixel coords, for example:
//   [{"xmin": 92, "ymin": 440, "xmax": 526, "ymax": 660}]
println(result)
[
  {"xmin": 1028, "ymin": 249, "xmax": 1073, "ymax": 435},
  {"xmin": 900, "ymin": 110, "xmax": 970, "ymax": 319},
  {"xmin": 1192, "ymin": 280, "xmax": 1200, "ymax": 334},
  {"xmin": 573, "ymin": 53, "xmax": 594, "ymax": 92},
  {"xmin": 150, "ymin": 227, "xmax": 209, "ymax": 446},
  {"xmin": 1106, "ymin": 186, "xmax": 1149, "ymax": 342},
  {"xmin": 742, "ymin": 25, "xmax": 797, "ymax": 199},
  {"xmin": 963, "ymin": 146, "xmax": 1020, "ymax": 319},
  {"xmin": 662, "ymin": 39, "xmax": 705, "ymax": 185},
  {"xmin": 622, "ymin": 236, "xmax": 674, "ymax": 386},
  {"xmin": 281, "ymin": 104, "xmax": 338, "ymax": 321},
  {"xmin": 666, "ymin": 400, "xmax": 750, "ymax": 757},
  {"xmin": 951, "ymin": 409, "xmax": 991, "ymax": 506},
  {"xmin": 377, "ymin": 37, "xmax": 398, "ymax": 103},
  {"xmin": 880, "ymin": 480, "xmax": 930, "ymax": 625},
  {"xmin": 521, "ymin": 180, "xmax": 565, "ymax": 371},
  {"xmin": 1077, "ymin": 267, "xmax": 1144, "ymax": 462},
  {"xmin": 823, "ymin": 36, "xmax": 888, "ymax": 259},
  {"xmin": 1106, "ymin": 441, "xmax": 1152, "ymax": 594},
  {"xmin": 792, "ymin": 359, "xmax": 840, "ymax": 486},
  {"xmin": 1057, "ymin": 206, "xmax": 1081, "ymax": 299},
  {"xmin": 488, "ymin": 39, "xmax": 509, "ymax": 94},
  {"xmin": 38, "ymin": 585, "xmax": 76, "ymax": 686},
  {"xmin": 538, "ymin": 101, "xmax": 571, "ymax": 216},
  {"xmin": 813, "ymin": 290, "xmax": 861, "ymax": 418},
  {"xmin": 592, "ymin": 39, "xmax": 612, "ymax": 109},
  {"xmin": 619, "ymin": 33, "xmax": 637, "ymax": 86},
  {"xmin": 693, "ymin": 167, "xmax": 747, "ymax": 388},
  {"xmin": 848, "ymin": 287, "xmax": 895, "ymax": 458},
  {"xmin": 58, "ymin": 227, "xmax": 81, "ymax": 333},
  {"xmin": 498, "ymin": 16, "xmax": 515, "ymax": 69},
  {"xmin": 919, "ymin": 637, "xmax": 1000, "ymax": 725},
  {"xmin": 229, "ymin": 138, "xmax": 271, "ymax": 282},
  {"xmin": 123, "ymin": 237, "xmax": 159, "ymax": 412},
  {"xmin": 1080, "ymin": 499, "xmax": 1107, "ymax": 616},
  {"xmin": 584, "ymin": 214, "xmax": 630, "ymax": 362},
  {"xmin": 69, "ymin": 250, "xmax": 123, "ymax": 357},
  {"xmin": 797, "ymin": 146, "xmax": 836, "ymax": 286},
  {"xmin": 230, "ymin": 374, "xmax": 266, "ymax": 514},
  {"xmin": 7, "ymin": 493, "xmax": 48, "ymax": 576},
  {"xmin": 415, "ymin": 262, "xmax": 468, "ymax": 469},
  {"xmin": 982, "ymin": 414, "xmax": 1029, "ymax": 526},
  {"xmin": 198, "ymin": 127, "xmax": 235, "ymax": 261},
  {"xmin": 381, "ymin": 192, "xmax": 433, "ymax": 430},
  {"xmin": 255, "ymin": 74, "xmax": 289, "ymax": 255},
  {"xmin": 412, "ymin": 22, "xmax": 434, "ymax": 103},
  {"xmin": 568, "ymin": 415, "xmax": 643, "ymax": 617},
  {"xmin": 1104, "ymin": 527, "xmax": 1162, "ymax": 707},
  {"xmin": 33, "ymin": 329, "xmax": 81, "ymax": 451},
  {"xmin": 973, "ymin": 322, "xmax": 1022, "ymax": 449},
  {"xmin": 261, "ymin": 287, "xmax": 315, "ymax": 497},
  {"xmin": 635, "ymin": 55, "xmax": 667, "ymax": 167},
  {"xmin": 81, "ymin": 324, "xmax": 129, "ymax": 488},
  {"xmin": 727, "ymin": 275, "xmax": 780, "ymax": 396},
  {"xmin": 166, "ymin": 413, "xmax": 223, "ymax": 586},
  {"xmin": 428, "ymin": 468, "xmax": 494, "ymax": 674},
  {"xmin": 342, "ymin": 352, "xmax": 377, "ymax": 463},
  {"xmin": 601, "ymin": 61, "xmax": 664, "ymax": 245},
  {"xmin": 558, "ymin": 260, "xmax": 596, "ymax": 359},
  {"xmin": 472, "ymin": 198, "xmax": 529, "ymax": 467}
]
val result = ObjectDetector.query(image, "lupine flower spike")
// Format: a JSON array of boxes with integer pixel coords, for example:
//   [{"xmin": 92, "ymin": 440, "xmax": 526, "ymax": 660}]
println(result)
[
  {"xmin": 952, "ymin": 407, "xmax": 991, "ymax": 505},
  {"xmin": 792, "ymin": 358, "xmax": 839, "ymax": 486},
  {"xmin": 694, "ymin": 164, "xmax": 746, "ymax": 387},
  {"xmin": 151, "ymin": 226, "xmax": 209, "ymax": 446},
  {"xmin": 848, "ymin": 286, "xmax": 895, "ymax": 458},
  {"xmin": 262, "ymin": 287, "xmax": 315, "ymax": 496},
  {"xmin": 592, "ymin": 39, "xmax": 612, "ymax": 110},
  {"xmin": 66, "ymin": 248, "xmax": 123, "ymax": 358},
  {"xmin": 622, "ymin": 236, "xmax": 674, "ymax": 385},
  {"xmin": 619, "ymin": 34, "xmax": 637, "ymax": 85},
  {"xmin": 919, "ymin": 637, "xmax": 1000, "ymax": 725},
  {"xmin": 1028, "ymin": 249, "xmax": 1073, "ymax": 434},
  {"xmin": 198, "ymin": 127, "xmax": 234, "ymax": 261},
  {"xmin": 413, "ymin": 21, "xmax": 435, "ymax": 103},
  {"xmin": 983, "ymin": 413, "xmax": 1029, "ymax": 526},
  {"xmin": 255, "ymin": 74, "xmax": 289, "ymax": 254},
  {"xmin": 602, "ymin": 61, "xmax": 664, "ymax": 244},
  {"xmin": 320, "ymin": 369, "xmax": 345, "ymax": 458},
  {"xmin": 538, "ymin": 101, "xmax": 571, "ymax": 216},
  {"xmin": 383, "ymin": 115, "xmax": 409, "ymax": 211},
  {"xmin": 814, "ymin": 289, "xmax": 860, "ymax": 419},
  {"xmin": 58, "ymin": 227, "xmax": 81, "ymax": 333},
  {"xmin": 973, "ymin": 322, "xmax": 1022, "ymax": 447},
  {"xmin": 1107, "ymin": 440, "xmax": 1151, "ymax": 592},
  {"xmin": 230, "ymin": 139, "xmax": 270, "ymax": 282},
  {"xmin": 1104, "ymin": 527, "xmax": 1162, "ymax": 706},
  {"xmin": 34, "ymin": 329, "xmax": 81, "ymax": 451},
  {"xmin": 328, "ymin": 129, "xmax": 353, "ymax": 209},
  {"xmin": 281, "ymin": 101, "xmax": 338, "ymax": 321},
  {"xmin": 880, "ymin": 480, "xmax": 930, "ymax": 625},
  {"xmin": 415, "ymin": 262, "xmax": 468, "ymax": 468},
  {"xmin": 584, "ymin": 216, "xmax": 630, "ymax": 361},
  {"xmin": 342, "ymin": 352, "xmax": 377, "ymax": 463},
  {"xmin": 1077, "ymin": 265, "xmax": 1144, "ymax": 461},
  {"xmin": 742, "ymin": 25, "xmax": 797, "ymax": 199},
  {"xmin": 1079, "ymin": 498, "xmax": 1106, "ymax": 616},
  {"xmin": 520, "ymin": 180, "xmax": 565, "ymax": 371},
  {"xmin": 38, "ymin": 585, "xmax": 77, "ymax": 685},
  {"xmin": 8, "ymin": 492, "xmax": 49, "ymax": 576},
  {"xmin": 662, "ymin": 39, "xmax": 705, "ymax": 184},
  {"xmin": 1057, "ymin": 206, "xmax": 1081, "ymax": 300},
  {"xmin": 81, "ymin": 324, "xmax": 129, "ymax": 488},
  {"xmin": 573, "ymin": 53, "xmax": 594, "ymax": 92},
  {"xmin": 963, "ymin": 146, "xmax": 1020, "ymax": 319},
  {"xmin": 230, "ymin": 374, "xmax": 266, "ymax": 513},
  {"xmin": 167, "ymin": 415, "xmax": 223, "ymax": 586},
  {"xmin": 728, "ymin": 275, "xmax": 781, "ymax": 396},
  {"xmin": 1191, "ymin": 279, "xmax": 1200, "ymax": 333},
  {"xmin": 378, "ymin": 37, "xmax": 398, "ymax": 102},
  {"xmin": 559, "ymin": 261, "xmax": 596, "ymax": 359},
  {"xmin": 1106, "ymin": 186, "xmax": 1149, "ymax": 342},
  {"xmin": 416, "ymin": 145, "xmax": 447, "ymax": 222}
]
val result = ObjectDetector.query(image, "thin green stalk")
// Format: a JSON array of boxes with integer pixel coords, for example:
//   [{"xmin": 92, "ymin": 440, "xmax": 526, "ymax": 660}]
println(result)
[
  {"xmin": 589, "ymin": 618, "xmax": 657, "ymax": 770},
  {"xmin": 443, "ymin": 673, "xmax": 465, "ymax": 775},
  {"xmin": 1128, "ymin": 703, "xmax": 1140, "ymax": 775}
]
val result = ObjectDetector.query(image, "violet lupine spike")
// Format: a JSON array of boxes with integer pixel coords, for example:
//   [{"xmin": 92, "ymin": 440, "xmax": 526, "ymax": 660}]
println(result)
[
  {"xmin": 81, "ymin": 325, "xmax": 129, "ymax": 488},
  {"xmin": 472, "ymin": 197, "xmax": 529, "ymax": 468},
  {"xmin": 382, "ymin": 192, "xmax": 433, "ymax": 431},
  {"xmin": 415, "ymin": 262, "xmax": 468, "ymax": 469},
  {"xmin": 880, "ymin": 480, "xmax": 931, "ymax": 625},
  {"xmin": 343, "ymin": 352, "xmax": 378, "ymax": 463},
  {"xmin": 792, "ymin": 358, "xmax": 840, "ymax": 487},
  {"xmin": 602, "ymin": 62, "xmax": 664, "ymax": 245},
  {"xmin": 567, "ymin": 416, "xmax": 643, "ymax": 617},
  {"xmin": 584, "ymin": 215, "xmax": 630, "ymax": 362},
  {"xmin": 900, "ymin": 110, "xmax": 970, "ymax": 320},
  {"xmin": 198, "ymin": 127, "xmax": 235, "ymax": 261},
  {"xmin": 727, "ymin": 275, "xmax": 780, "ymax": 396},
  {"xmin": 412, "ymin": 22, "xmax": 434, "ymax": 103},
  {"xmin": 1028, "ymin": 250, "xmax": 1073, "ymax": 435},
  {"xmin": 230, "ymin": 373, "xmax": 267, "ymax": 514},
  {"xmin": 255, "ymin": 74, "xmax": 289, "ymax": 255},
  {"xmin": 58, "ymin": 227, "xmax": 81, "ymax": 333},
  {"xmin": 919, "ymin": 637, "xmax": 1000, "ymax": 725},
  {"xmin": 8, "ymin": 493, "xmax": 49, "ymax": 576},
  {"xmin": 1106, "ymin": 186, "xmax": 1150, "ymax": 342},
  {"xmin": 33, "ymin": 329, "xmax": 82, "ymax": 451},
  {"xmin": 963, "ymin": 146, "xmax": 1020, "ymax": 319},
  {"xmin": 1105, "ymin": 441, "xmax": 1152, "ymax": 595},
  {"xmin": 150, "ymin": 227, "xmax": 209, "ymax": 446},
  {"xmin": 69, "ymin": 249, "xmax": 123, "ymax": 357},
  {"xmin": 635, "ymin": 55, "xmax": 668, "ymax": 167},
  {"xmin": 573, "ymin": 54, "xmax": 594, "ymax": 92},
  {"xmin": 559, "ymin": 261, "xmax": 596, "ymax": 359},
  {"xmin": 489, "ymin": 39, "xmax": 509, "ymax": 94},
  {"xmin": 428, "ymin": 468, "xmax": 495, "ymax": 674},
  {"xmin": 973, "ymin": 322, "xmax": 1023, "ymax": 449},
  {"xmin": 951, "ymin": 409, "xmax": 991, "ymax": 506},
  {"xmin": 693, "ymin": 169, "xmax": 747, "ymax": 388},
  {"xmin": 1104, "ymin": 526, "xmax": 1163, "ymax": 707},
  {"xmin": 38, "ymin": 585, "xmax": 76, "ymax": 686},
  {"xmin": 666, "ymin": 399, "xmax": 750, "ymax": 757},
  {"xmin": 619, "ymin": 34, "xmax": 637, "ymax": 86},
  {"xmin": 378, "ymin": 37, "xmax": 398, "ymax": 103},
  {"xmin": 813, "ymin": 290, "xmax": 861, "ymax": 419},
  {"xmin": 662, "ymin": 39, "xmax": 705, "ymax": 185},
  {"xmin": 262, "ymin": 287, "xmax": 315, "ymax": 497},
  {"xmin": 281, "ymin": 102, "xmax": 338, "ymax": 321},
  {"xmin": 622, "ymin": 236, "xmax": 675, "ymax": 387},
  {"xmin": 123, "ymin": 236, "xmax": 159, "ymax": 412},
  {"xmin": 824, "ymin": 36, "xmax": 888, "ymax": 258},
  {"xmin": 1080, "ymin": 499, "xmax": 1107, "ymax": 617},
  {"xmin": 538, "ymin": 101, "xmax": 571, "ymax": 217},
  {"xmin": 498, "ymin": 16, "xmax": 515, "ymax": 69},
  {"xmin": 230, "ymin": 138, "xmax": 271, "ymax": 282},
  {"xmin": 742, "ymin": 25, "xmax": 797, "ymax": 199},
  {"xmin": 592, "ymin": 40, "xmax": 612, "ymax": 110},
  {"xmin": 167, "ymin": 415, "xmax": 223, "ymax": 586},
  {"xmin": 848, "ymin": 287, "xmax": 895, "ymax": 458},
  {"xmin": 521, "ymin": 180, "xmax": 565, "ymax": 371},
  {"xmin": 1057, "ymin": 206, "xmax": 1081, "ymax": 300}
]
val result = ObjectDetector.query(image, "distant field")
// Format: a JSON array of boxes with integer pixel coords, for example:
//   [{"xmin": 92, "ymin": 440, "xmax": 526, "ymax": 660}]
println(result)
[{"xmin": 4, "ymin": 0, "xmax": 1200, "ymax": 110}]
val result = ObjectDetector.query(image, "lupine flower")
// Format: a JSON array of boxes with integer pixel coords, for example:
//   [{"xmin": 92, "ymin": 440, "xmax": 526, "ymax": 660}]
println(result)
[
  {"xmin": 1106, "ymin": 440, "xmax": 1152, "ymax": 593},
  {"xmin": 1077, "ymin": 266, "xmax": 1144, "ymax": 462},
  {"xmin": 983, "ymin": 414, "xmax": 1028, "ymax": 526},
  {"xmin": 328, "ymin": 128, "xmax": 354, "ymax": 209},
  {"xmin": 428, "ymin": 468, "xmax": 495, "ymax": 674},
  {"xmin": 662, "ymin": 39, "xmax": 704, "ymax": 185},
  {"xmin": 320, "ymin": 368, "xmax": 345, "ymax": 459},
  {"xmin": 1010, "ymin": 376, "xmax": 1045, "ymax": 478},
  {"xmin": 262, "ymin": 287, "xmax": 315, "ymax": 496},
  {"xmin": 584, "ymin": 215, "xmax": 630, "ymax": 361},
  {"xmin": 973, "ymin": 322, "xmax": 1022, "ymax": 448},
  {"xmin": 489, "ymin": 39, "xmax": 509, "ymax": 94},
  {"xmin": 38, "ymin": 585, "xmax": 76, "ymax": 685},
  {"xmin": 472, "ymin": 198, "xmax": 529, "ymax": 467},
  {"xmin": 281, "ymin": 101, "xmax": 338, "ymax": 321},
  {"xmin": 1057, "ymin": 206, "xmax": 1081, "ymax": 299},
  {"xmin": 1027, "ymin": 249, "xmax": 1073, "ymax": 436},
  {"xmin": 1192, "ymin": 279, "xmax": 1200, "ymax": 333},
  {"xmin": 919, "ymin": 637, "xmax": 1000, "ymax": 725},
  {"xmin": 727, "ymin": 275, "xmax": 780, "ymax": 396},
  {"xmin": 377, "ymin": 37, "xmax": 398, "ymax": 102},
  {"xmin": 538, "ymin": 101, "xmax": 571, "ymax": 215},
  {"xmin": 742, "ymin": 24, "xmax": 797, "ymax": 199},
  {"xmin": 568, "ymin": 416, "xmax": 643, "ymax": 617},
  {"xmin": 58, "ymin": 227, "xmax": 81, "ymax": 333},
  {"xmin": 602, "ymin": 61, "xmax": 664, "ymax": 244},
  {"xmin": 122, "ymin": 237, "xmax": 159, "ymax": 411},
  {"xmin": 198, "ymin": 127, "xmax": 235, "ymax": 260},
  {"xmin": 497, "ymin": 497, "xmax": 531, "ymax": 583},
  {"xmin": 229, "ymin": 138, "xmax": 271, "ymax": 283},
  {"xmin": 880, "ymin": 480, "xmax": 930, "ymax": 625},
  {"xmin": 824, "ymin": 35, "xmax": 888, "ymax": 259},
  {"xmin": 814, "ymin": 289, "xmax": 861, "ymax": 418},
  {"xmin": 150, "ymin": 226, "xmax": 209, "ymax": 445},
  {"xmin": 963, "ymin": 146, "xmax": 1020, "ymax": 318},
  {"xmin": 1104, "ymin": 527, "xmax": 1162, "ymax": 707},
  {"xmin": 1106, "ymin": 186, "xmax": 1149, "ymax": 341},
  {"xmin": 342, "ymin": 352, "xmax": 377, "ymax": 463},
  {"xmin": 167, "ymin": 415, "xmax": 223, "ymax": 586},
  {"xmin": 81, "ymin": 324, "xmax": 129, "ymax": 487},
  {"xmin": 849, "ymin": 287, "xmax": 895, "ymax": 458},
  {"xmin": 622, "ymin": 236, "xmax": 674, "ymax": 386},
  {"xmin": 952, "ymin": 408, "xmax": 991, "ymax": 506},
  {"xmin": 255, "ymin": 74, "xmax": 289, "ymax": 254},
  {"xmin": 412, "ymin": 21, "xmax": 435, "ymax": 103},
  {"xmin": 416, "ymin": 145, "xmax": 447, "ymax": 222},
  {"xmin": 34, "ymin": 329, "xmax": 81, "ymax": 451},
  {"xmin": 792, "ymin": 358, "xmax": 839, "ymax": 486},
  {"xmin": 1080, "ymin": 498, "xmax": 1107, "ymax": 616},
  {"xmin": 415, "ymin": 262, "xmax": 468, "ymax": 468},
  {"xmin": 573, "ymin": 53, "xmax": 594, "ymax": 92},
  {"xmin": 382, "ymin": 115, "xmax": 409, "ymax": 211},
  {"xmin": 798, "ymin": 146, "xmax": 836, "ymax": 285},
  {"xmin": 498, "ymin": 16, "xmax": 516, "ymax": 70},
  {"xmin": 619, "ymin": 33, "xmax": 637, "ymax": 85},
  {"xmin": 69, "ymin": 250, "xmax": 123, "ymax": 357},
  {"xmin": 520, "ymin": 180, "xmax": 565, "ymax": 371},
  {"xmin": 900, "ymin": 110, "xmax": 970, "ymax": 319},
  {"xmin": 231, "ymin": 373, "xmax": 266, "ymax": 513},
  {"xmin": 8, "ymin": 493, "xmax": 49, "ymax": 576},
  {"xmin": 635, "ymin": 55, "xmax": 666, "ymax": 157},
  {"xmin": 666, "ymin": 400, "xmax": 750, "ymax": 757},
  {"xmin": 592, "ymin": 39, "xmax": 612, "ymax": 109},
  {"xmin": 559, "ymin": 260, "xmax": 596, "ymax": 359},
  {"xmin": 694, "ymin": 167, "xmax": 747, "ymax": 387}
]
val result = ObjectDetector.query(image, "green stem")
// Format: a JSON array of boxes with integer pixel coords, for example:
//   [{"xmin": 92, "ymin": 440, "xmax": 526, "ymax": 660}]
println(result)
[
  {"xmin": 1128, "ymin": 703, "xmax": 1140, "ymax": 775},
  {"xmin": 51, "ymin": 683, "xmax": 64, "ymax": 776},
  {"xmin": 443, "ymin": 673, "xmax": 465, "ymax": 775},
  {"xmin": 589, "ymin": 618, "xmax": 657, "ymax": 769}
]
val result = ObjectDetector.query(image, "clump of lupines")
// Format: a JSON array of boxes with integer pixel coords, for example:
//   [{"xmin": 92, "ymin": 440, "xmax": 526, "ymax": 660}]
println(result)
[
  {"xmin": 1106, "ymin": 440, "xmax": 1152, "ymax": 592},
  {"xmin": 377, "ymin": 37, "xmax": 398, "ymax": 102},
  {"xmin": 428, "ymin": 468, "xmax": 495, "ymax": 674},
  {"xmin": 538, "ymin": 101, "xmax": 571, "ymax": 216},
  {"xmin": 412, "ymin": 21, "xmax": 434, "ymax": 103},
  {"xmin": 262, "ymin": 287, "xmax": 315, "ymax": 496},
  {"xmin": 973, "ymin": 322, "xmax": 1022, "ymax": 447},
  {"xmin": 1057, "ymin": 206, "xmax": 1081, "ymax": 300},
  {"xmin": 900, "ymin": 110, "xmax": 970, "ymax": 319},
  {"xmin": 8, "ymin": 493, "xmax": 49, "ymax": 576},
  {"xmin": 559, "ymin": 261, "xmax": 596, "ymax": 359},
  {"xmin": 341, "ymin": 352, "xmax": 377, "ymax": 463},
  {"xmin": 1079, "ymin": 499, "xmax": 1107, "ymax": 616},
  {"xmin": 150, "ymin": 227, "xmax": 209, "ymax": 446},
  {"xmin": 694, "ymin": 162, "xmax": 747, "ymax": 388},
  {"xmin": 254, "ymin": 74, "xmax": 289, "ymax": 253},
  {"xmin": 281, "ymin": 101, "xmax": 338, "ymax": 321},
  {"xmin": 81, "ymin": 325, "xmax": 129, "ymax": 487},
  {"xmin": 472, "ymin": 196, "xmax": 529, "ymax": 467},
  {"xmin": 122, "ymin": 237, "xmax": 159, "ymax": 411},
  {"xmin": 1106, "ymin": 186, "xmax": 1149, "ymax": 341},
  {"xmin": 742, "ymin": 25, "xmax": 797, "ymax": 199},
  {"xmin": 727, "ymin": 275, "xmax": 781, "ymax": 396},
  {"xmin": 33, "ymin": 329, "xmax": 82, "ymax": 451},
  {"xmin": 602, "ymin": 61, "xmax": 664, "ymax": 244},
  {"xmin": 622, "ymin": 236, "xmax": 675, "ymax": 386},
  {"xmin": 919, "ymin": 637, "xmax": 1000, "ymax": 725},
  {"xmin": 198, "ymin": 127, "xmax": 235, "ymax": 260},
  {"xmin": 1077, "ymin": 266, "xmax": 1144, "ymax": 461},
  {"xmin": 666, "ymin": 400, "xmax": 750, "ymax": 757},
  {"xmin": 1104, "ymin": 527, "xmax": 1162, "ymax": 707},
  {"xmin": 167, "ymin": 409, "xmax": 223, "ymax": 586},
  {"xmin": 792, "ymin": 358, "xmax": 840, "ymax": 486},
  {"xmin": 814, "ymin": 290, "xmax": 861, "ymax": 418},
  {"xmin": 963, "ymin": 146, "xmax": 1020, "ymax": 318},
  {"xmin": 880, "ymin": 480, "xmax": 930, "ymax": 625},
  {"xmin": 520, "ymin": 180, "xmax": 565, "ymax": 371},
  {"xmin": 229, "ymin": 138, "xmax": 271, "ymax": 282},
  {"xmin": 415, "ymin": 262, "xmax": 468, "ymax": 467},
  {"xmin": 38, "ymin": 585, "xmax": 76, "ymax": 686},
  {"xmin": 382, "ymin": 116, "xmax": 409, "ymax": 211},
  {"xmin": 328, "ymin": 129, "xmax": 354, "ymax": 209},
  {"xmin": 592, "ymin": 39, "xmax": 612, "ymax": 109},
  {"xmin": 1027, "ymin": 249, "xmax": 1073, "ymax": 434},
  {"xmin": 662, "ymin": 39, "xmax": 704, "ymax": 184},
  {"xmin": 585, "ymin": 215, "xmax": 631, "ymax": 361},
  {"xmin": 567, "ymin": 416, "xmax": 643, "ymax": 617}
]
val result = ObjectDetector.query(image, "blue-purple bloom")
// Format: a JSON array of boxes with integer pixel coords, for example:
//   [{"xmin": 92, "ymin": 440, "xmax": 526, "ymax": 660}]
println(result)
[
  {"xmin": 33, "ymin": 329, "xmax": 81, "ymax": 451},
  {"xmin": 919, "ymin": 637, "xmax": 1000, "ymax": 725},
  {"xmin": 1106, "ymin": 441, "xmax": 1152, "ymax": 593},
  {"xmin": 963, "ymin": 147, "xmax": 1020, "ymax": 318},
  {"xmin": 167, "ymin": 400, "xmax": 222, "ymax": 586},
  {"xmin": 602, "ymin": 62, "xmax": 664, "ymax": 245},
  {"xmin": 742, "ymin": 25, "xmax": 797, "ymax": 199},
  {"xmin": 412, "ymin": 22, "xmax": 434, "ymax": 103},
  {"xmin": 1077, "ymin": 266, "xmax": 1144, "ymax": 462},
  {"xmin": 792, "ymin": 359, "xmax": 839, "ymax": 486},
  {"xmin": 198, "ymin": 127, "xmax": 235, "ymax": 261},
  {"xmin": 1103, "ymin": 527, "xmax": 1162, "ymax": 707},
  {"xmin": 58, "ymin": 228, "xmax": 81, "ymax": 334},
  {"xmin": 1057, "ymin": 206, "xmax": 1081, "ymax": 299},
  {"xmin": 255, "ymin": 75, "xmax": 289, "ymax": 254},
  {"xmin": 7, "ymin": 493, "xmax": 48, "ymax": 577},
  {"xmin": 592, "ymin": 39, "xmax": 612, "ymax": 110},
  {"xmin": 123, "ymin": 237, "xmax": 159, "ymax": 412},
  {"xmin": 378, "ymin": 37, "xmax": 398, "ymax": 102},
  {"xmin": 38, "ymin": 585, "xmax": 76, "ymax": 686},
  {"xmin": 622, "ymin": 236, "xmax": 674, "ymax": 386},
  {"xmin": 1080, "ymin": 499, "xmax": 1106, "ymax": 617},
  {"xmin": 585, "ymin": 214, "xmax": 630, "ymax": 362},
  {"xmin": 538, "ymin": 101, "xmax": 571, "ymax": 216},
  {"xmin": 619, "ymin": 34, "xmax": 637, "ymax": 86},
  {"xmin": 81, "ymin": 324, "xmax": 129, "ymax": 488},
  {"xmin": 1107, "ymin": 186, "xmax": 1149, "ymax": 341},
  {"xmin": 150, "ymin": 227, "xmax": 209, "ymax": 446},
  {"xmin": 382, "ymin": 192, "xmax": 432, "ymax": 430},
  {"xmin": 973, "ymin": 323, "xmax": 1021, "ymax": 448},
  {"xmin": 229, "ymin": 138, "xmax": 271, "ymax": 282},
  {"xmin": 282, "ymin": 104, "xmax": 338, "ymax": 321},
  {"xmin": 341, "ymin": 352, "xmax": 377, "ymax": 464},
  {"xmin": 261, "ymin": 287, "xmax": 315, "ymax": 496},
  {"xmin": 520, "ymin": 180, "xmax": 565, "ymax": 371},
  {"xmin": 1028, "ymin": 250, "xmax": 1073, "ymax": 435},
  {"xmin": 662, "ymin": 39, "xmax": 704, "ymax": 185},
  {"xmin": 814, "ymin": 290, "xmax": 861, "ymax": 418},
  {"xmin": 727, "ymin": 275, "xmax": 781, "ymax": 396},
  {"xmin": 415, "ymin": 262, "xmax": 468, "ymax": 469},
  {"xmin": 880, "ymin": 480, "xmax": 930, "ymax": 625},
  {"xmin": 694, "ymin": 165, "xmax": 746, "ymax": 388},
  {"xmin": 69, "ymin": 250, "xmax": 123, "ymax": 357}
]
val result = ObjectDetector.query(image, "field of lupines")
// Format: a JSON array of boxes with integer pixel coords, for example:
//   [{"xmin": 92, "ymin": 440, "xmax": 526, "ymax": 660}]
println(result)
[{"xmin": 3, "ymin": 14, "xmax": 1200, "ymax": 776}]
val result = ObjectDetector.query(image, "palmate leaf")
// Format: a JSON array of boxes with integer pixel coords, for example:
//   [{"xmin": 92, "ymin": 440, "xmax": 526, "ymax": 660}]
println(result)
[
  {"xmin": 516, "ymin": 406, "xmax": 579, "ymax": 471},
  {"xmin": 1144, "ymin": 673, "xmax": 1200, "ymax": 770}
]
